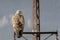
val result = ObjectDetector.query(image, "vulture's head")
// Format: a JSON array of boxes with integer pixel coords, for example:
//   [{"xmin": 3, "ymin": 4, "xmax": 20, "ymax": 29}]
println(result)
[{"xmin": 15, "ymin": 10, "xmax": 22, "ymax": 15}]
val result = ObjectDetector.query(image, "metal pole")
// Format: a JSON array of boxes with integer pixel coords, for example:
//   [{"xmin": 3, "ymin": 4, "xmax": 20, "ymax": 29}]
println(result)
[
  {"xmin": 56, "ymin": 32, "xmax": 58, "ymax": 40},
  {"xmin": 32, "ymin": 0, "xmax": 40, "ymax": 40}
]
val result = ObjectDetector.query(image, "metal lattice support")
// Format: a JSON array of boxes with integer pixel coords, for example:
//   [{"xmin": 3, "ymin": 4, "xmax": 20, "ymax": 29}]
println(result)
[
  {"xmin": 13, "ymin": 0, "xmax": 59, "ymax": 40},
  {"xmin": 22, "ymin": 32, "xmax": 58, "ymax": 40}
]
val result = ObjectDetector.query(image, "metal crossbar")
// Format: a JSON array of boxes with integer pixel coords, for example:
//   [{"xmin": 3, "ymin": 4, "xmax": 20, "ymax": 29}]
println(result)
[{"xmin": 23, "ymin": 32, "xmax": 57, "ymax": 34}]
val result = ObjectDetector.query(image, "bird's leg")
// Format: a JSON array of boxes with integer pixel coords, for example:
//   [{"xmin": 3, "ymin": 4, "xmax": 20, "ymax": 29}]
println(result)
[{"xmin": 14, "ymin": 32, "xmax": 16, "ymax": 40}]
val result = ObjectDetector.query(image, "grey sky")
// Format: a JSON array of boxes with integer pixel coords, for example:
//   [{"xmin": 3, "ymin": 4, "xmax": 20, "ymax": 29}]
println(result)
[
  {"xmin": 0, "ymin": 0, "xmax": 60, "ymax": 40},
  {"xmin": 40, "ymin": 0, "xmax": 60, "ymax": 31}
]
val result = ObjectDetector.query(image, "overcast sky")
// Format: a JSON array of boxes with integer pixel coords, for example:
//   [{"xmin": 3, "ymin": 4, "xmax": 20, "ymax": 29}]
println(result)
[{"xmin": 0, "ymin": 0, "xmax": 60, "ymax": 40}]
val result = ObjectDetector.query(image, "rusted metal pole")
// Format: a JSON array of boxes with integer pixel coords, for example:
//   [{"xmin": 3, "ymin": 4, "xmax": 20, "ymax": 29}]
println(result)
[{"xmin": 32, "ymin": 0, "xmax": 40, "ymax": 40}]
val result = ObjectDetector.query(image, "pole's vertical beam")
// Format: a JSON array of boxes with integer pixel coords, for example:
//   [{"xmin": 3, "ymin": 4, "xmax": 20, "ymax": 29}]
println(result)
[
  {"xmin": 36, "ymin": 0, "xmax": 40, "ymax": 40},
  {"xmin": 32, "ymin": 0, "xmax": 37, "ymax": 40},
  {"xmin": 56, "ymin": 32, "xmax": 58, "ymax": 40},
  {"xmin": 32, "ymin": 0, "xmax": 40, "ymax": 40}
]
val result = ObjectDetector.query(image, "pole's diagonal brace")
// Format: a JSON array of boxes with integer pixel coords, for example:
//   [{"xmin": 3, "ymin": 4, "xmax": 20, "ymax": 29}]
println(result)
[{"xmin": 44, "ymin": 34, "xmax": 53, "ymax": 40}]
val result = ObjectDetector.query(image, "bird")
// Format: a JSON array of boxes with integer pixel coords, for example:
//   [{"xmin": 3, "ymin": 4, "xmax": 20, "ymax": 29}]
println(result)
[{"xmin": 12, "ymin": 10, "xmax": 25, "ymax": 38}]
